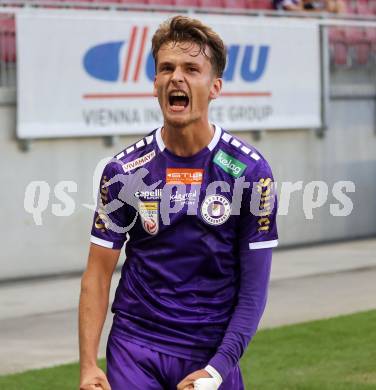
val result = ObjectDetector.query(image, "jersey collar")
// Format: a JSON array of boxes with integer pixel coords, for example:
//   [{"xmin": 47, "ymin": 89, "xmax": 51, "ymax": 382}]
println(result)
[{"xmin": 155, "ymin": 123, "xmax": 222, "ymax": 153}]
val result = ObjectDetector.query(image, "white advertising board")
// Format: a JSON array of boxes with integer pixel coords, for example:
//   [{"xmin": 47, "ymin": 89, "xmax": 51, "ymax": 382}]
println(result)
[{"xmin": 16, "ymin": 10, "xmax": 321, "ymax": 138}]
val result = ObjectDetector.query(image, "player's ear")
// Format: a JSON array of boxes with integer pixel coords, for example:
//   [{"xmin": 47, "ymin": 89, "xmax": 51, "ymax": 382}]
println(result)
[
  {"xmin": 153, "ymin": 76, "xmax": 158, "ymax": 98},
  {"xmin": 209, "ymin": 77, "xmax": 222, "ymax": 100}
]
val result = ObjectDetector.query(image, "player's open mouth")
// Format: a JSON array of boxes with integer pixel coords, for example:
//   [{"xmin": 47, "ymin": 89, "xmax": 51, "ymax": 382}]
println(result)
[{"xmin": 168, "ymin": 90, "xmax": 189, "ymax": 112}]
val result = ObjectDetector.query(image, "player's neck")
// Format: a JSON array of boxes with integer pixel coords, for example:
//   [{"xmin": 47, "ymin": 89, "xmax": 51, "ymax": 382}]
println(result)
[{"xmin": 161, "ymin": 120, "xmax": 214, "ymax": 157}]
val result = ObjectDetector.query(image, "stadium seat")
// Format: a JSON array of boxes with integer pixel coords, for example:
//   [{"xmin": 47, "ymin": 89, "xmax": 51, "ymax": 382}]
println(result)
[
  {"xmin": 341, "ymin": 0, "xmax": 354, "ymax": 8},
  {"xmin": 97, "ymin": 0, "xmax": 121, "ymax": 3},
  {"xmin": 198, "ymin": 0, "xmax": 224, "ymax": 8},
  {"xmin": 0, "ymin": 18, "xmax": 15, "ymax": 34},
  {"xmin": 330, "ymin": 24, "xmax": 374, "ymax": 67},
  {"xmin": 224, "ymin": 0, "xmax": 247, "ymax": 8},
  {"xmin": 343, "ymin": 0, "xmax": 356, "ymax": 14},
  {"xmin": 332, "ymin": 43, "xmax": 348, "ymax": 66},
  {"xmin": 365, "ymin": 27, "xmax": 376, "ymax": 43},
  {"xmin": 354, "ymin": 44, "xmax": 371, "ymax": 65},
  {"xmin": 119, "ymin": 0, "xmax": 147, "ymax": 4},
  {"xmin": 147, "ymin": 0, "xmax": 174, "ymax": 4},
  {"xmin": 329, "ymin": 27, "xmax": 349, "ymax": 67},
  {"xmin": 246, "ymin": 0, "xmax": 273, "ymax": 10},
  {"xmin": 356, "ymin": 28, "xmax": 376, "ymax": 65},
  {"xmin": 345, "ymin": 27, "xmax": 366, "ymax": 45},
  {"xmin": 0, "ymin": 18, "xmax": 16, "ymax": 63},
  {"xmin": 355, "ymin": 2, "xmax": 372, "ymax": 14},
  {"xmin": 0, "ymin": 34, "xmax": 16, "ymax": 63},
  {"xmin": 261, "ymin": 0, "xmax": 273, "ymax": 10},
  {"xmin": 174, "ymin": 0, "xmax": 199, "ymax": 6},
  {"xmin": 329, "ymin": 27, "xmax": 346, "ymax": 44}
]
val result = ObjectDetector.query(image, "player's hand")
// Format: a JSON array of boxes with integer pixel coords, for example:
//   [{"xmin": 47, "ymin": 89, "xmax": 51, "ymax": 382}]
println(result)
[
  {"xmin": 177, "ymin": 369, "xmax": 211, "ymax": 390},
  {"xmin": 79, "ymin": 365, "xmax": 111, "ymax": 390}
]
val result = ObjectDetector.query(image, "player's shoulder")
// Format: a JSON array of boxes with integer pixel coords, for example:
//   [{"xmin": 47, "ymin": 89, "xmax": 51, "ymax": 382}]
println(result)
[
  {"xmin": 105, "ymin": 129, "xmax": 159, "ymax": 175},
  {"xmin": 215, "ymin": 127, "xmax": 274, "ymax": 179}
]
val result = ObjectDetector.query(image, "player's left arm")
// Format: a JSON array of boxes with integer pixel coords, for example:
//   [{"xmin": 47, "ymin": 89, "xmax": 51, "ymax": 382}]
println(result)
[
  {"xmin": 178, "ymin": 159, "xmax": 278, "ymax": 389},
  {"xmin": 207, "ymin": 159, "xmax": 278, "ymax": 384},
  {"xmin": 205, "ymin": 248, "xmax": 273, "ymax": 383},
  {"xmin": 178, "ymin": 249, "xmax": 273, "ymax": 390}
]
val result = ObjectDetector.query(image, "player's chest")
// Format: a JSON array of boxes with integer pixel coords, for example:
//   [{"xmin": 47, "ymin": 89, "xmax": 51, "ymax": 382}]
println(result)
[{"xmin": 133, "ymin": 159, "xmax": 238, "ymax": 236}]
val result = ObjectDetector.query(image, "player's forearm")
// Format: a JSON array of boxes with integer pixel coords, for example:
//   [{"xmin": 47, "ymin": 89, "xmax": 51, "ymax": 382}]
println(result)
[
  {"xmin": 79, "ymin": 272, "xmax": 110, "ymax": 370},
  {"xmin": 208, "ymin": 249, "xmax": 273, "ymax": 380}
]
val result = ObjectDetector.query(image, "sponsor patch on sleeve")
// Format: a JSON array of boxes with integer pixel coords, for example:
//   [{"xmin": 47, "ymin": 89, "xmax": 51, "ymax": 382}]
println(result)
[
  {"xmin": 256, "ymin": 177, "xmax": 274, "ymax": 232},
  {"xmin": 122, "ymin": 150, "xmax": 156, "ymax": 173}
]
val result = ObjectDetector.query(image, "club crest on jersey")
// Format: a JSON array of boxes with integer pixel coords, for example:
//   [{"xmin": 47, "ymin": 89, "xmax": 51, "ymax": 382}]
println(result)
[
  {"xmin": 122, "ymin": 150, "xmax": 156, "ymax": 173},
  {"xmin": 138, "ymin": 201, "xmax": 159, "ymax": 235},
  {"xmin": 201, "ymin": 195, "xmax": 231, "ymax": 226}
]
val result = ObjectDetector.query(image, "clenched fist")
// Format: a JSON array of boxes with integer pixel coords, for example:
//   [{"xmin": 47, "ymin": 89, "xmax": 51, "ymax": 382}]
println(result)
[
  {"xmin": 80, "ymin": 366, "xmax": 111, "ymax": 390},
  {"xmin": 177, "ymin": 369, "xmax": 212, "ymax": 390}
]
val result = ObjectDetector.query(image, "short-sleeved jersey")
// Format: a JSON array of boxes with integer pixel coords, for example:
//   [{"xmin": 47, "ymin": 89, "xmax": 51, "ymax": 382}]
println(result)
[{"xmin": 90, "ymin": 124, "xmax": 278, "ymax": 361}]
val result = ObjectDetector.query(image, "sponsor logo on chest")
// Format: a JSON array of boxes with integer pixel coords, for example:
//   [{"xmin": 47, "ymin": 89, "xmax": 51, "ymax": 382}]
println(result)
[
  {"xmin": 213, "ymin": 150, "xmax": 246, "ymax": 178},
  {"xmin": 134, "ymin": 188, "xmax": 162, "ymax": 200},
  {"xmin": 166, "ymin": 168, "xmax": 204, "ymax": 185},
  {"xmin": 138, "ymin": 201, "xmax": 159, "ymax": 235},
  {"xmin": 134, "ymin": 188, "xmax": 198, "ymax": 206},
  {"xmin": 170, "ymin": 190, "xmax": 198, "ymax": 205}
]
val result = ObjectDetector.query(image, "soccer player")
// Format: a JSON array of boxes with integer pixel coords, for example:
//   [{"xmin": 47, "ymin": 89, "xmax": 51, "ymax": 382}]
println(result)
[{"xmin": 79, "ymin": 16, "xmax": 278, "ymax": 390}]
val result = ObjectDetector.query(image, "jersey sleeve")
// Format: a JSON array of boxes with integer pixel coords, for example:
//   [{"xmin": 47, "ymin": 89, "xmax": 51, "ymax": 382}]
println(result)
[
  {"xmin": 206, "ymin": 159, "xmax": 278, "ymax": 381},
  {"xmin": 207, "ymin": 248, "xmax": 272, "ymax": 381},
  {"xmin": 238, "ymin": 159, "xmax": 278, "ymax": 252},
  {"xmin": 90, "ymin": 160, "xmax": 132, "ymax": 250}
]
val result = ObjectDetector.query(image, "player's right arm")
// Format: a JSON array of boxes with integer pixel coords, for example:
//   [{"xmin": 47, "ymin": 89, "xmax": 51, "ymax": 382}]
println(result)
[
  {"xmin": 79, "ymin": 158, "xmax": 132, "ymax": 389},
  {"xmin": 78, "ymin": 243, "xmax": 120, "ymax": 390}
]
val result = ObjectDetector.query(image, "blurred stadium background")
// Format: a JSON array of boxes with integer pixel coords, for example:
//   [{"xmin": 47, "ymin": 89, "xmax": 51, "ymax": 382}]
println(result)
[{"xmin": 0, "ymin": 0, "xmax": 375, "ymax": 388}]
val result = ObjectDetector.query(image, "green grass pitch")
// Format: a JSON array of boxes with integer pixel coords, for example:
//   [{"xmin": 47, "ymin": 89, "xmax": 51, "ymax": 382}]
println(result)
[{"xmin": 1, "ymin": 310, "xmax": 375, "ymax": 389}]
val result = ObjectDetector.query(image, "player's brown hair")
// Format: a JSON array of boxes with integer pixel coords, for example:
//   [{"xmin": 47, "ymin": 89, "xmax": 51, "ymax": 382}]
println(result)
[{"xmin": 151, "ymin": 15, "xmax": 227, "ymax": 78}]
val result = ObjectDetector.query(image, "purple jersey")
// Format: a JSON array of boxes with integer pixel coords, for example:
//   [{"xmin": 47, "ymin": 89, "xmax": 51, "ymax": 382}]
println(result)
[{"xmin": 90, "ymin": 124, "xmax": 278, "ymax": 365}]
